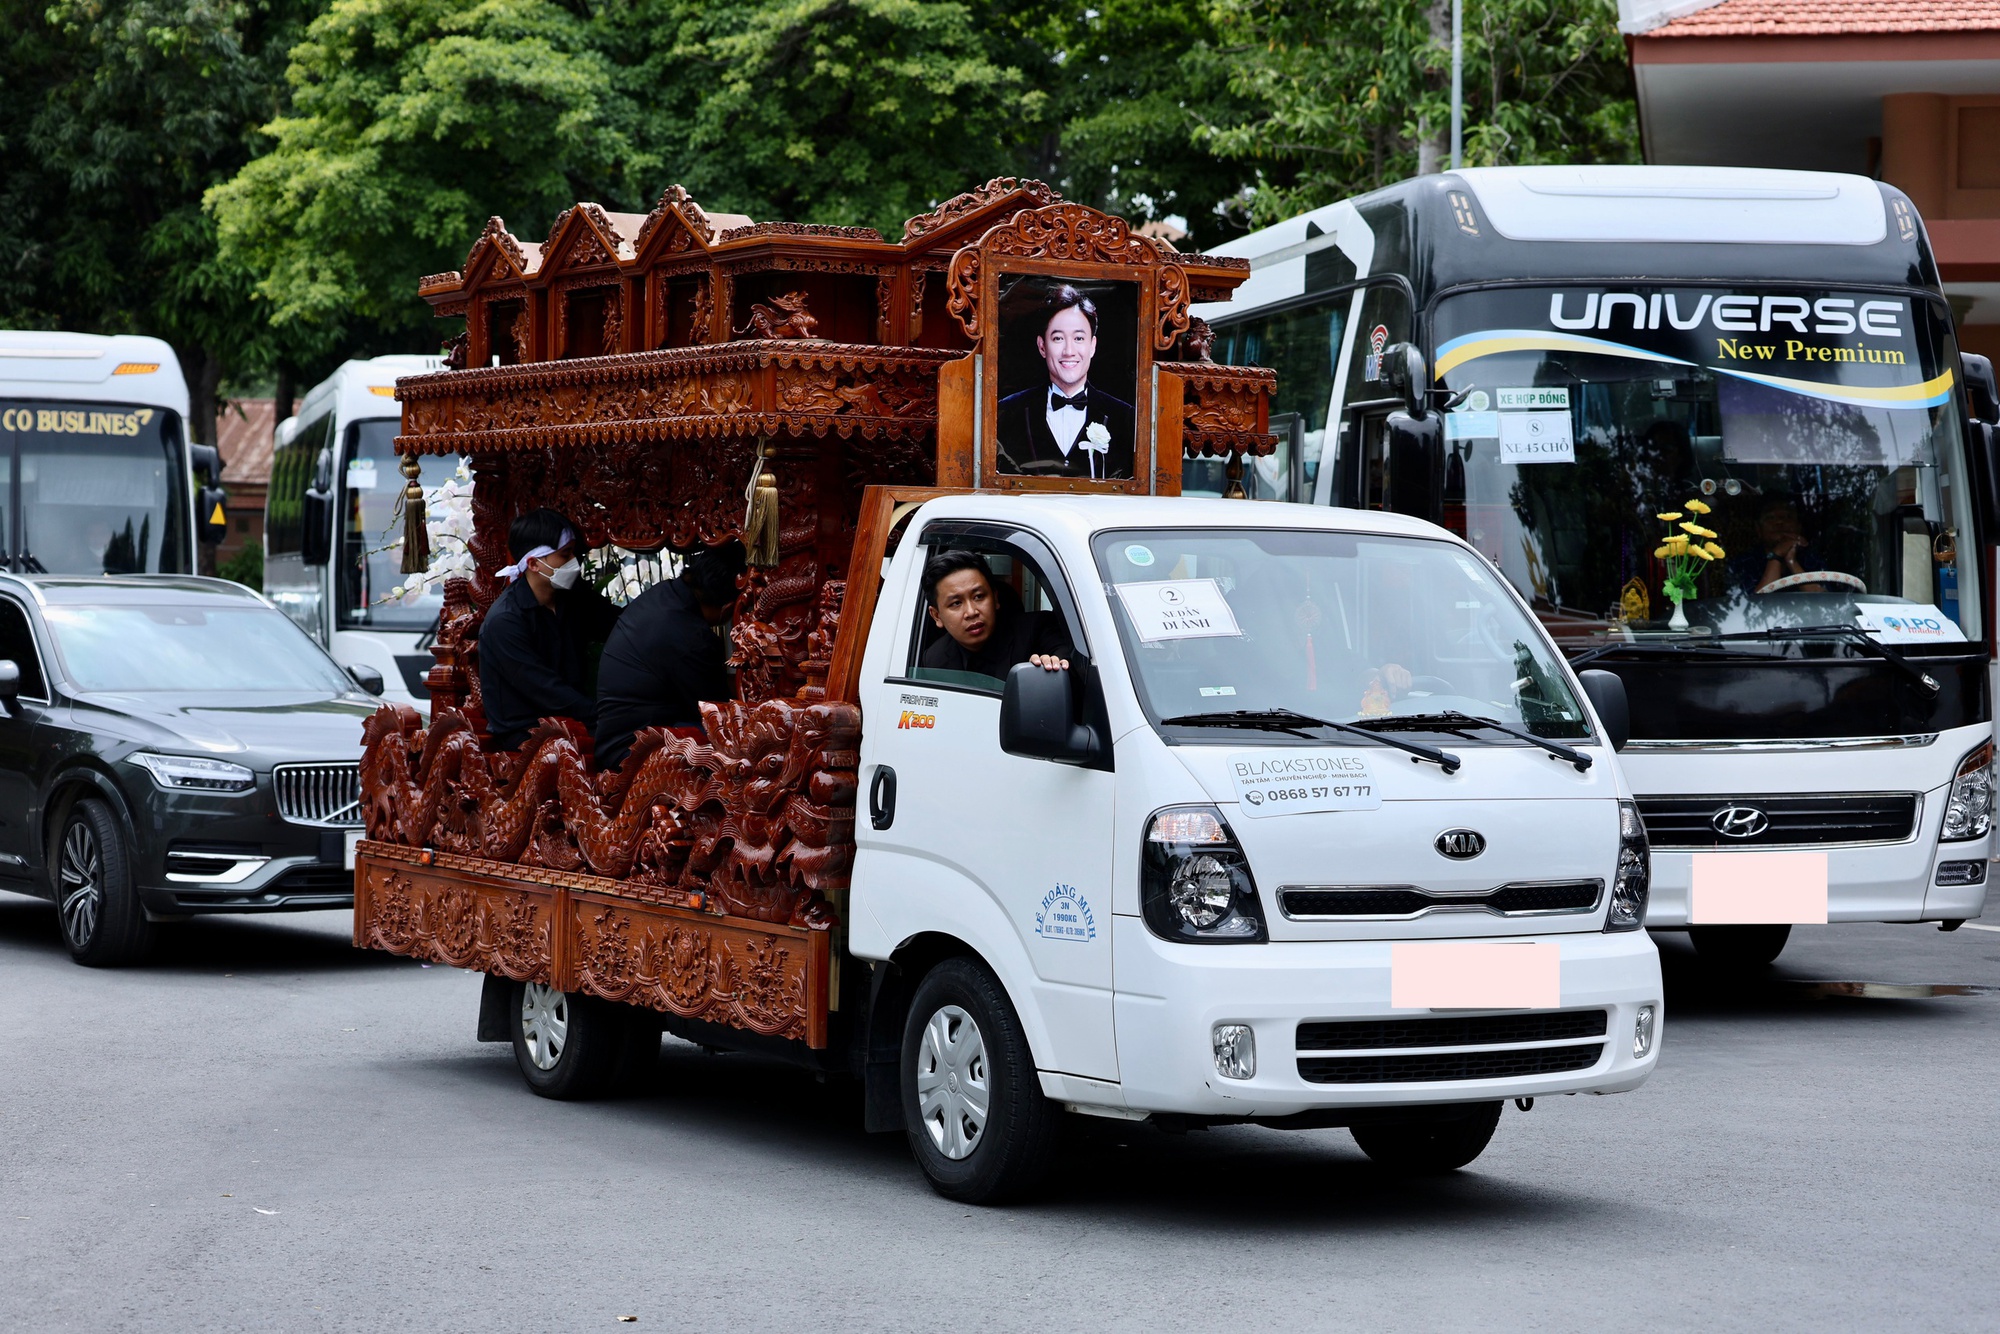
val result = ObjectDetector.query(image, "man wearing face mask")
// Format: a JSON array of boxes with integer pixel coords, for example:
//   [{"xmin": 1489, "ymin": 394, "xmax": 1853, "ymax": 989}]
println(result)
[{"xmin": 476, "ymin": 508, "xmax": 621, "ymax": 752}]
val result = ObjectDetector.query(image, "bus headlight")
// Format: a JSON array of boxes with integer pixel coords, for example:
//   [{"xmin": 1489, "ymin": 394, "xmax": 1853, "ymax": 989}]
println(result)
[
  {"xmin": 1605, "ymin": 800, "xmax": 1650, "ymax": 932},
  {"xmin": 1142, "ymin": 806, "xmax": 1267, "ymax": 943},
  {"xmin": 1941, "ymin": 741, "xmax": 1992, "ymax": 842}
]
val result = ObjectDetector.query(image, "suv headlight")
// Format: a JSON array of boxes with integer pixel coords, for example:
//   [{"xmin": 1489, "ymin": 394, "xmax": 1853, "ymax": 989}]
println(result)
[
  {"xmin": 130, "ymin": 752, "xmax": 255, "ymax": 793},
  {"xmin": 1941, "ymin": 740, "xmax": 1992, "ymax": 842},
  {"xmin": 1142, "ymin": 806, "xmax": 1267, "ymax": 943},
  {"xmin": 1605, "ymin": 800, "xmax": 1650, "ymax": 932}
]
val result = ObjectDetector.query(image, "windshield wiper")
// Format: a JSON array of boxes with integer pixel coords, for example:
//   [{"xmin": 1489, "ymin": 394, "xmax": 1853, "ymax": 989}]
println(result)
[
  {"xmin": 1711, "ymin": 623, "xmax": 1942, "ymax": 694},
  {"xmin": 1160, "ymin": 708, "xmax": 1462, "ymax": 773},
  {"xmin": 1568, "ymin": 640, "xmax": 1784, "ymax": 668},
  {"xmin": 1351, "ymin": 711, "xmax": 1592, "ymax": 772}
]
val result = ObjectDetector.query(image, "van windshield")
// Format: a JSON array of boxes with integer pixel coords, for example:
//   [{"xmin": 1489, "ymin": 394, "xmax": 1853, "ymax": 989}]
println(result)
[
  {"xmin": 1093, "ymin": 528, "xmax": 1589, "ymax": 739},
  {"xmin": 1431, "ymin": 285, "xmax": 1980, "ymax": 648}
]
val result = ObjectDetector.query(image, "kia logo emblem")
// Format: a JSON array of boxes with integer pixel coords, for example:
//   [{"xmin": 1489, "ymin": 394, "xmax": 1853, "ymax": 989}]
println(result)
[
  {"xmin": 1434, "ymin": 829, "xmax": 1486, "ymax": 859},
  {"xmin": 1711, "ymin": 805, "xmax": 1769, "ymax": 839}
]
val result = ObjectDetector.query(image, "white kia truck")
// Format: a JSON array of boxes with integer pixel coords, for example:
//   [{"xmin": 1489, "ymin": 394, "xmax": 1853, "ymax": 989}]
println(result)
[{"xmin": 842, "ymin": 493, "xmax": 1660, "ymax": 1197}]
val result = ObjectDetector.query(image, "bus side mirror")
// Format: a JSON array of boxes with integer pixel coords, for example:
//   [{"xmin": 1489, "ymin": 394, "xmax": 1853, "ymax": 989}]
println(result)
[
  {"xmin": 1578, "ymin": 669, "xmax": 1631, "ymax": 752},
  {"xmin": 198, "ymin": 484, "xmax": 228, "ymax": 546},
  {"xmin": 1964, "ymin": 353, "xmax": 2000, "ymax": 426},
  {"xmin": 300, "ymin": 488, "xmax": 333, "ymax": 566},
  {"xmin": 189, "ymin": 443, "xmax": 224, "ymax": 485},
  {"xmin": 1380, "ymin": 342, "xmax": 1429, "ymax": 419},
  {"xmin": 1385, "ymin": 410, "xmax": 1445, "ymax": 526},
  {"xmin": 1000, "ymin": 663, "xmax": 1101, "ymax": 765}
]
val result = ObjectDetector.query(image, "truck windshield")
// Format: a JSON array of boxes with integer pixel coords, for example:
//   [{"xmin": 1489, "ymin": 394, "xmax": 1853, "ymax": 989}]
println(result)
[
  {"xmin": 1094, "ymin": 527, "xmax": 1589, "ymax": 739},
  {"xmin": 0, "ymin": 401, "xmax": 189, "ymax": 575},
  {"xmin": 1431, "ymin": 285, "xmax": 1980, "ymax": 648},
  {"xmin": 43, "ymin": 603, "xmax": 353, "ymax": 694},
  {"xmin": 338, "ymin": 419, "xmax": 461, "ymax": 631}
]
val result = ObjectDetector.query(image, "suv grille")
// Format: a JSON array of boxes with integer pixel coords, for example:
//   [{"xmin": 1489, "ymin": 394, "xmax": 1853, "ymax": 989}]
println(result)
[
  {"xmin": 1279, "ymin": 880, "xmax": 1600, "ymax": 919},
  {"xmin": 274, "ymin": 763, "xmax": 362, "ymax": 827},
  {"xmin": 1296, "ymin": 1010, "xmax": 1608, "ymax": 1085},
  {"xmin": 1636, "ymin": 793, "xmax": 1917, "ymax": 849}
]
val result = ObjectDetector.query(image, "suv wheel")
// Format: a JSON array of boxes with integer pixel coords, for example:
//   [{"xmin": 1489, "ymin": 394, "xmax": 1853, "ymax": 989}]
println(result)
[
  {"xmin": 55, "ymin": 797, "xmax": 153, "ymax": 967},
  {"xmin": 900, "ymin": 957, "xmax": 1057, "ymax": 1204}
]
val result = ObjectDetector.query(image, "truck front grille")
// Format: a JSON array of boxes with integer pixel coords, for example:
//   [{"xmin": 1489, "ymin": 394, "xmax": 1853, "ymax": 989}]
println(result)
[
  {"xmin": 273, "ymin": 763, "xmax": 363, "ymax": 827},
  {"xmin": 1295, "ymin": 1009, "xmax": 1609, "ymax": 1085},
  {"xmin": 1278, "ymin": 880, "xmax": 1600, "ymax": 919}
]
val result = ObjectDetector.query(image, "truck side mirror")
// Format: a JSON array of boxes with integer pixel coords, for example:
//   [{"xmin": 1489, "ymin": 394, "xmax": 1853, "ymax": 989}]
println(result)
[
  {"xmin": 346, "ymin": 663, "xmax": 385, "ymax": 696},
  {"xmin": 1000, "ymin": 663, "xmax": 1102, "ymax": 765},
  {"xmin": 1385, "ymin": 409, "xmax": 1445, "ymax": 526},
  {"xmin": 1963, "ymin": 352, "xmax": 2000, "ymax": 425},
  {"xmin": 1578, "ymin": 669, "xmax": 1631, "ymax": 752},
  {"xmin": 1380, "ymin": 342, "xmax": 1429, "ymax": 419}
]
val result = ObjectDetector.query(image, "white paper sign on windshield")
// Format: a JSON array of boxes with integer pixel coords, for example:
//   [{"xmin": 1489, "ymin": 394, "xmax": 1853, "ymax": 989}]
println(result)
[
  {"xmin": 1496, "ymin": 386, "xmax": 1569, "ymax": 410},
  {"xmin": 1854, "ymin": 603, "xmax": 1966, "ymax": 644},
  {"xmin": 1497, "ymin": 410, "xmax": 1575, "ymax": 464},
  {"xmin": 1229, "ymin": 750, "xmax": 1382, "ymax": 818},
  {"xmin": 1114, "ymin": 579, "xmax": 1242, "ymax": 643}
]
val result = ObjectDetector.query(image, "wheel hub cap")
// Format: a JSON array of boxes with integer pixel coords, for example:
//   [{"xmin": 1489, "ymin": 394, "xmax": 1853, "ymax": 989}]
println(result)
[
  {"xmin": 58, "ymin": 820, "xmax": 102, "ymax": 947},
  {"xmin": 915, "ymin": 1004, "xmax": 989, "ymax": 1160},
  {"xmin": 519, "ymin": 983, "xmax": 568, "ymax": 1070}
]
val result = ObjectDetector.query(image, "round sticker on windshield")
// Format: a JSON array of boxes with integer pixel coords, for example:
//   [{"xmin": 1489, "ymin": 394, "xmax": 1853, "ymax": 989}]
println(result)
[
  {"xmin": 1467, "ymin": 390, "xmax": 1490, "ymax": 412},
  {"xmin": 1124, "ymin": 544, "xmax": 1156, "ymax": 567}
]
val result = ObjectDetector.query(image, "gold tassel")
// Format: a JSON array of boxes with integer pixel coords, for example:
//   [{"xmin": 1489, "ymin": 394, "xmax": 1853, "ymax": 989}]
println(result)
[
  {"xmin": 744, "ymin": 441, "xmax": 780, "ymax": 567},
  {"xmin": 398, "ymin": 452, "xmax": 430, "ymax": 574}
]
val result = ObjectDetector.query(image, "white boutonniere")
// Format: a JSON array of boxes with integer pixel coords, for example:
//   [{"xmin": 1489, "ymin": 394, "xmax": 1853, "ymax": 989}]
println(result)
[{"xmin": 1084, "ymin": 421, "xmax": 1111, "ymax": 451}]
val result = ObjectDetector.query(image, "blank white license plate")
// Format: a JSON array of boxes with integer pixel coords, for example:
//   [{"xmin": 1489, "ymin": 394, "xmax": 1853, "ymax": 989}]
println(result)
[
  {"xmin": 1690, "ymin": 851, "xmax": 1828, "ymax": 924},
  {"xmin": 343, "ymin": 828, "xmax": 362, "ymax": 870},
  {"xmin": 1391, "ymin": 941, "xmax": 1562, "ymax": 1009}
]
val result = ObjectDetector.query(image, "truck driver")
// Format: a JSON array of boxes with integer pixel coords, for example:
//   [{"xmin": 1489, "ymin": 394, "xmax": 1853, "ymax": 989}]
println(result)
[
  {"xmin": 920, "ymin": 550, "xmax": 1072, "ymax": 681},
  {"xmin": 476, "ymin": 508, "xmax": 622, "ymax": 751}
]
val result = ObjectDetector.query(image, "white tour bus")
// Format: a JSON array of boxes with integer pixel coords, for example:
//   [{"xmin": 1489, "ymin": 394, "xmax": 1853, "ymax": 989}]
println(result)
[
  {"xmin": 265, "ymin": 356, "xmax": 456, "ymax": 709},
  {"xmin": 0, "ymin": 331, "xmax": 224, "ymax": 575},
  {"xmin": 1193, "ymin": 166, "xmax": 2000, "ymax": 969}
]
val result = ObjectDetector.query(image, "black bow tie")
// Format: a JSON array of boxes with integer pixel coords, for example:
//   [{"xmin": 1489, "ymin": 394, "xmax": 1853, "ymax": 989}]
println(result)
[{"xmin": 1050, "ymin": 389, "xmax": 1087, "ymax": 411}]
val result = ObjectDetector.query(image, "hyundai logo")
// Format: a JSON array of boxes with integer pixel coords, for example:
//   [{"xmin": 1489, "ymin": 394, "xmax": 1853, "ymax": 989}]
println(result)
[
  {"xmin": 1434, "ymin": 829, "xmax": 1486, "ymax": 859},
  {"xmin": 1711, "ymin": 805, "xmax": 1770, "ymax": 839}
]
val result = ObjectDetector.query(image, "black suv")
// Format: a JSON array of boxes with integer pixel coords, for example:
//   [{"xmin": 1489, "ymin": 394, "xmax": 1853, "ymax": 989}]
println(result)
[{"xmin": 0, "ymin": 575, "xmax": 380, "ymax": 964}]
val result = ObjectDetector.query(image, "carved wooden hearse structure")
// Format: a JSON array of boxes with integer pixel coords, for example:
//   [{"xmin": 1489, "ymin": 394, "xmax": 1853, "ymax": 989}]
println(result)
[{"xmin": 353, "ymin": 179, "xmax": 1275, "ymax": 1052}]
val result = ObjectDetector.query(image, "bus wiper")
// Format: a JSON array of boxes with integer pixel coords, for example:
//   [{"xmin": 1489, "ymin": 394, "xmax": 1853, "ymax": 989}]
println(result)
[
  {"xmin": 1350, "ymin": 711, "xmax": 1592, "ymax": 773},
  {"xmin": 1711, "ymin": 623, "xmax": 1941, "ymax": 694},
  {"xmin": 1568, "ymin": 640, "xmax": 1782, "ymax": 668},
  {"xmin": 1160, "ymin": 709, "xmax": 1462, "ymax": 774}
]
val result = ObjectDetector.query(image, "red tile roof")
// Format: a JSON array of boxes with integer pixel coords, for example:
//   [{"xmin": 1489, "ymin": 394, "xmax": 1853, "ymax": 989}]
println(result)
[
  {"xmin": 1651, "ymin": 0, "xmax": 2000, "ymax": 36},
  {"xmin": 215, "ymin": 397, "xmax": 274, "ymax": 485}
]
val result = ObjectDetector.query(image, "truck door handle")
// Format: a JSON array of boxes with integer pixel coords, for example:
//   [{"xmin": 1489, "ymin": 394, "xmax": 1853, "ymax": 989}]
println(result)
[{"xmin": 869, "ymin": 764, "xmax": 897, "ymax": 830}]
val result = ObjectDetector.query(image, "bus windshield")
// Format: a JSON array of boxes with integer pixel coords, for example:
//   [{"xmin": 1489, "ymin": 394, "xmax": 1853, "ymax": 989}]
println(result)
[
  {"xmin": 338, "ymin": 419, "xmax": 461, "ymax": 631},
  {"xmin": 1431, "ymin": 285, "xmax": 1980, "ymax": 648},
  {"xmin": 0, "ymin": 401, "xmax": 189, "ymax": 575}
]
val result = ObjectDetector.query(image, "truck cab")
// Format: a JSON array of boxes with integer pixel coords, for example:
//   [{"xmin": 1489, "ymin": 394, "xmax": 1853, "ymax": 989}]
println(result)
[{"xmin": 849, "ymin": 493, "xmax": 1660, "ymax": 1195}]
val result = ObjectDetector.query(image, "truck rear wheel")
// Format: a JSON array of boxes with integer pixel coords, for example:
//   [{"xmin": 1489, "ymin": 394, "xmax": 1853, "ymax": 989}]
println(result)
[
  {"xmin": 1351, "ymin": 1102, "xmax": 1502, "ymax": 1174},
  {"xmin": 509, "ymin": 981, "xmax": 657, "ymax": 1100},
  {"xmin": 1689, "ymin": 923, "xmax": 1791, "ymax": 971},
  {"xmin": 900, "ymin": 957, "xmax": 1057, "ymax": 1204}
]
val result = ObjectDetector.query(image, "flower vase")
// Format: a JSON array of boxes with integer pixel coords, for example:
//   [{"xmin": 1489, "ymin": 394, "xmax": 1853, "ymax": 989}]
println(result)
[{"xmin": 1667, "ymin": 594, "xmax": 1689, "ymax": 631}]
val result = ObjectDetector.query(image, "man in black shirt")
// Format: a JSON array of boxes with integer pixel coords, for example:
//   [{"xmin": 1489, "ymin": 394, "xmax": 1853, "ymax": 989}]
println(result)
[
  {"xmin": 476, "ymin": 508, "xmax": 621, "ymax": 751},
  {"xmin": 919, "ymin": 550, "xmax": 1072, "ymax": 681},
  {"xmin": 593, "ymin": 542, "xmax": 746, "ymax": 772}
]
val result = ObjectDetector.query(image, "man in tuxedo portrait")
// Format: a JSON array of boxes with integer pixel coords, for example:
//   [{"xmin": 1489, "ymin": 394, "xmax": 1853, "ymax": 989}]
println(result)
[{"xmin": 995, "ymin": 283, "xmax": 1136, "ymax": 481}]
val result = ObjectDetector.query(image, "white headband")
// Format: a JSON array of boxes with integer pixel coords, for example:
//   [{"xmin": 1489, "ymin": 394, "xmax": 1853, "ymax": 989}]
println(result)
[{"xmin": 497, "ymin": 528, "xmax": 575, "ymax": 581}]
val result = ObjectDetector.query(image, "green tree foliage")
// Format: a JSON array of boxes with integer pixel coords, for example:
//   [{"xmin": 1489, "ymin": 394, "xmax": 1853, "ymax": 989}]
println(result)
[
  {"xmin": 0, "ymin": 0, "xmax": 320, "ymax": 441},
  {"xmin": 1198, "ymin": 0, "xmax": 1637, "ymax": 225}
]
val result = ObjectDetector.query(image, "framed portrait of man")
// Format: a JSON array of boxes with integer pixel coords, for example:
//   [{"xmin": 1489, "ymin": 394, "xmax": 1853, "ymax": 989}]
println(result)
[{"xmin": 992, "ymin": 276, "xmax": 1142, "ymax": 484}]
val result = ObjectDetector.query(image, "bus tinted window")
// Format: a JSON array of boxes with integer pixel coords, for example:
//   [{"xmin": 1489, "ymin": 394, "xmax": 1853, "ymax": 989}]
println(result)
[
  {"xmin": 339, "ymin": 419, "xmax": 460, "ymax": 630},
  {"xmin": 267, "ymin": 414, "xmax": 328, "ymax": 557},
  {"xmin": 0, "ymin": 402, "xmax": 188, "ymax": 574}
]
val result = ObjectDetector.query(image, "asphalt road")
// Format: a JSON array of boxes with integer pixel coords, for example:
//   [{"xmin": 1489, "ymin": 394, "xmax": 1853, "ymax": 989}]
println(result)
[{"xmin": 3, "ymin": 894, "xmax": 1997, "ymax": 1333}]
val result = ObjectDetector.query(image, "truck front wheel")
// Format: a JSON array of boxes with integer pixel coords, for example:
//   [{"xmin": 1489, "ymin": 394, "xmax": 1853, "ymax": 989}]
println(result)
[
  {"xmin": 509, "ymin": 981, "xmax": 657, "ymax": 1100},
  {"xmin": 1351, "ymin": 1101, "xmax": 1503, "ymax": 1173},
  {"xmin": 900, "ymin": 957, "xmax": 1058, "ymax": 1204}
]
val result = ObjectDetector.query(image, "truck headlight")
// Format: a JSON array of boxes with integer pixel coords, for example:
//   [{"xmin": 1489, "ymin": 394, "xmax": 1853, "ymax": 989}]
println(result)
[
  {"xmin": 1605, "ymin": 800, "xmax": 1650, "ymax": 932},
  {"xmin": 130, "ymin": 752, "xmax": 255, "ymax": 793},
  {"xmin": 1941, "ymin": 740, "xmax": 1992, "ymax": 842},
  {"xmin": 1142, "ymin": 806, "xmax": 1267, "ymax": 943}
]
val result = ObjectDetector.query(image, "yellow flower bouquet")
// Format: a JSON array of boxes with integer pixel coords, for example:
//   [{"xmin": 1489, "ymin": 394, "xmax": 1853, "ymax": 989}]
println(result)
[{"xmin": 1654, "ymin": 497, "xmax": 1726, "ymax": 626}]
